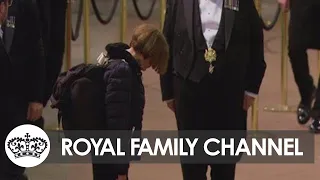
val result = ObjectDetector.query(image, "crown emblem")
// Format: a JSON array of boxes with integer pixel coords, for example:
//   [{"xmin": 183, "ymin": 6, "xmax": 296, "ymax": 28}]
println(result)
[{"xmin": 7, "ymin": 133, "xmax": 48, "ymax": 158}]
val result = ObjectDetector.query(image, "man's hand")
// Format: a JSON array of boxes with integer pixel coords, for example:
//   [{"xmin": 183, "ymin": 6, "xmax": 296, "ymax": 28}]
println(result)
[
  {"xmin": 166, "ymin": 100, "xmax": 175, "ymax": 112},
  {"xmin": 117, "ymin": 175, "xmax": 127, "ymax": 180},
  {"xmin": 243, "ymin": 94, "xmax": 255, "ymax": 111},
  {"xmin": 27, "ymin": 102, "xmax": 43, "ymax": 121}
]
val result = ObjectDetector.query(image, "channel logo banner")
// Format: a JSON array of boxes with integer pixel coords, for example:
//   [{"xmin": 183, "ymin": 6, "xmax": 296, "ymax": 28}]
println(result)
[{"xmin": 44, "ymin": 130, "xmax": 314, "ymax": 164}]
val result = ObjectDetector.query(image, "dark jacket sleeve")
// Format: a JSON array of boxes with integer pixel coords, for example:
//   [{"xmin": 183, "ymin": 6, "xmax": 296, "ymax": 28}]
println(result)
[
  {"xmin": 159, "ymin": 0, "xmax": 176, "ymax": 101},
  {"xmin": 129, "ymin": 73, "xmax": 144, "ymax": 161},
  {"xmin": 130, "ymin": 76, "xmax": 144, "ymax": 131},
  {"xmin": 24, "ymin": 0, "xmax": 46, "ymax": 103},
  {"xmin": 104, "ymin": 62, "xmax": 132, "ymax": 130},
  {"xmin": 104, "ymin": 61, "xmax": 132, "ymax": 175},
  {"xmin": 245, "ymin": 1, "xmax": 266, "ymax": 94}
]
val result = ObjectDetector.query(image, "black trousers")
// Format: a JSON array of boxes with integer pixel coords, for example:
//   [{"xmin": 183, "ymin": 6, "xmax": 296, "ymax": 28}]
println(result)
[
  {"xmin": 0, "ymin": 99, "xmax": 28, "ymax": 180},
  {"xmin": 0, "ymin": 96, "xmax": 45, "ymax": 180},
  {"xmin": 70, "ymin": 78, "xmax": 129, "ymax": 180},
  {"xmin": 92, "ymin": 164, "xmax": 129, "ymax": 180},
  {"xmin": 288, "ymin": 0, "xmax": 320, "ymax": 106},
  {"xmin": 37, "ymin": 0, "xmax": 67, "ymax": 106},
  {"xmin": 0, "ymin": 121, "xmax": 24, "ymax": 180},
  {"xmin": 0, "ymin": 132, "xmax": 26, "ymax": 180},
  {"xmin": 173, "ymin": 75, "xmax": 237, "ymax": 180}
]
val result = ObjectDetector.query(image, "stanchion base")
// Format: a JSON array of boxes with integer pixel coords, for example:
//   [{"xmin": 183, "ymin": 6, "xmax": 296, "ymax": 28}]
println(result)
[
  {"xmin": 44, "ymin": 125, "xmax": 63, "ymax": 131},
  {"xmin": 248, "ymin": 131, "xmax": 276, "ymax": 138},
  {"xmin": 263, "ymin": 104, "xmax": 297, "ymax": 112}
]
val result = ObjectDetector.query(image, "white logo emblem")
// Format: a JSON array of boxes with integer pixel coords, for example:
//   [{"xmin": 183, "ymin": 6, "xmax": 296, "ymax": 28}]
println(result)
[{"xmin": 5, "ymin": 124, "xmax": 50, "ymax": 168}]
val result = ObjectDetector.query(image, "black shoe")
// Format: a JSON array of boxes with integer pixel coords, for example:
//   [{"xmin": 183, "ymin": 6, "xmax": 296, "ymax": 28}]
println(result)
[
  {"xmin": 309, "ymin": 118, "xmax": 320, "ymax": 134},
  {"xmin": 297, "ymin": 104, "xmax": 311, "ymax": 124},
  {"xmin": 297, "ymin": 88, "xmax": 317, "ymax": 125}
]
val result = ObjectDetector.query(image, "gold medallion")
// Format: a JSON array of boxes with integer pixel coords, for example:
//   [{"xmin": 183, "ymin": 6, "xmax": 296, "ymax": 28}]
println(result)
[
  {"xmin": 204, "ymin": 48, "xmax": 216, "ymax": 73},
  {"xmin": 204, "ymin": 48, "xmax": 216, "ymax": 63}
]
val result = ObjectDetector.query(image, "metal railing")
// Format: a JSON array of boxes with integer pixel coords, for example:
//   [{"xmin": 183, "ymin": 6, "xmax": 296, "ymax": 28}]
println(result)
[
  {"xmin": 132, "ymin": 0, "xmax": 156, "ymax": 20},
  {"xmin": 65, "ymin": 0, "xmax": 158, "ymax": 66},
  {"xmin": 91, "ymin": 0, "xmax": 119, "ymax": 25}
]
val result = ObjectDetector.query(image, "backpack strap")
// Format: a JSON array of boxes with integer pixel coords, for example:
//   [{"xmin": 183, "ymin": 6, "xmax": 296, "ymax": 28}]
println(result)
[{"xmin": 57, "ymin": 111, "xmax": 63, "ymax": 130}]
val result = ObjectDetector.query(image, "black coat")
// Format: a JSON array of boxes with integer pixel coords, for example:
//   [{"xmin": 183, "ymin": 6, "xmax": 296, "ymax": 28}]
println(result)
[
  {"xmin": 0, "ymin": 35, "xmax": 11, "ymax": 123},
  {"xmin": 160, "ymin": 0, "xmax": 266, "ymax": 129},
  {"xmin": 4, "ymin": 0, "xmax": 45, "ymax": 103},
  {"xmin": 103, "ymin": 43, "xmax": 145, "ymax": 174},
  {"xmin": 36, "ymin": 0, "xmax": 67, "ymax": 105},
  {"xmin": 0, "ymin": 33, "xmax": 13, "ymax": 168},
  {"xmin": 0, "ymin": 37, "xmax": 11, "ymax": 95},
  {"xmin": 103, "ymin": 43, "xmax": 145, "ymax": 131},
  {"xmin": 289, "ymin": 0, "xmax": 320, "ymax": 49}
]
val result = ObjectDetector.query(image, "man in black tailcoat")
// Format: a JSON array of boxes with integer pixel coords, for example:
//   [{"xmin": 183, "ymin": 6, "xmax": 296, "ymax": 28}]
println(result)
[
  {"xmin": 1, "ymin": 0, "xmax": 45, "ymax": 179},
  {"xmin": 160, "ymin": 0, "xmax": 266, "ymax": 179},
  {"xmin": 281, "ymin": 0, "xmax": 320, "ymax": 133}
]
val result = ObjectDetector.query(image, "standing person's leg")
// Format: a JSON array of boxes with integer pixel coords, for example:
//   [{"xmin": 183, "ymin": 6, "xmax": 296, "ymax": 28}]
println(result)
[
  {"xmin": 310, "ymin": 75, "xmax": 320, "ymax": 133},
  {"xmin": 1, "ymin": 144, "xmax": 27, "ymax": 180},
  {"xmin": 174, "ymin": 75, "xmax": 217, "ymax": 180},
  {"xmin": 69, "ymin": 78, "xmax": 127, "ymax": 179},
  {"xmin": 43, "ymin": 0, "xmax": 67, "ymax": 106},
  {"xmin": 92, "ymin": 164, "xmax": 129, "ymax": 180},
  {"xmin": 2, "ymin": 99, "xmax": 29, "ymax": 180},
  {"xmin": 92, "ymin": 164, "xmax": 118, "ymax": 180},
  {"xmin": 0, "ymin": 125, "xmax": 27, "ymax": 180},
  {"xmin": 210, "ymin": 164, "xmax": 236, "ymax": 180},
  {"xmin": 308, "ymin": 3, "xmax": 320, "ymax": 134},
  {"xmin": 288, "ymin": 0, "xmax": 315, "ymax": 124}
]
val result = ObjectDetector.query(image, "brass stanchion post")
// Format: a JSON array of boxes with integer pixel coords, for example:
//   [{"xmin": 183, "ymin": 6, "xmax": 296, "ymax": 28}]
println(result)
[
  {"xmin": 264, "ymin": 11, "xmax": 295, "ymax": 112},
  {"xmin": 280, "ymin": 11, "xmax": 288, "ymax": 107},
  {"xmin": 251, "ymin": 0, "xmax": 261, "ymax": 130},
  {"xmin": 251, "ymin": 97, "xmax": 259, "ymax": 130},
  {"xmin": 318, "ymin": 51, "xmax": 320, "ymax": 95},
  {"xmin": 65, "ymin": 0, "xmax": 72, "ymax": 71},
  {"xmin": 318, "ymin": 51, "xmax": 320, "ymax": 73},
  {"xmin": 120, "ymin": 0, "xmax": 127, "ymax": 42},
  {"xmin": 160, "ymin": 0, "xmax": 166, "ymax": 30},
  {"xmin": 83, "ymin": 0, "xmax": 90, "ymax": 63}
]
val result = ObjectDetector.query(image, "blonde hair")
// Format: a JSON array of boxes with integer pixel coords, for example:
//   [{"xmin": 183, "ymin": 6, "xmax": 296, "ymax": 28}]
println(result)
[{"xmin": 130, "ymin": 24, "xmax": 169, "ymax": 75}]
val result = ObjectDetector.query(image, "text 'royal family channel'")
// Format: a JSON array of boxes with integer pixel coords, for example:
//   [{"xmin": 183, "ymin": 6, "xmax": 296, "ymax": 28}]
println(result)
[{"xmin": 61, "ymin": 138, "xmax": 304, "ymax": 157}]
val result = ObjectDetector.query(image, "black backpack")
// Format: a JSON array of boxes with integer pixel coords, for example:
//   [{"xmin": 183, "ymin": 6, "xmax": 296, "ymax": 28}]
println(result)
[{"xmin": 50, "ymin": 63, "xmax": 107, "ymax": 130}]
